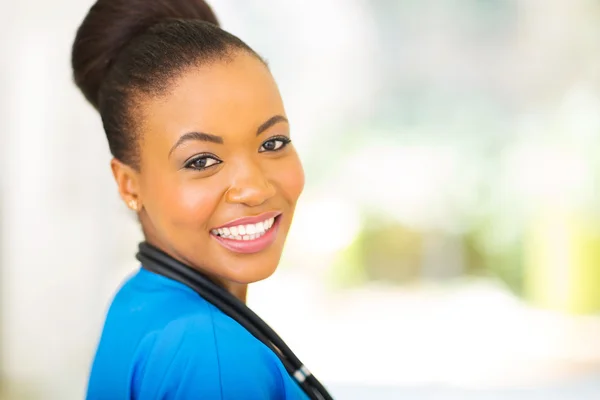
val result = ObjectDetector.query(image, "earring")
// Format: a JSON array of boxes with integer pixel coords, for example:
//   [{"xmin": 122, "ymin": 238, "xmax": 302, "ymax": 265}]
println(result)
[{"xmin": 127, "ymin": 199, "xmax": 139, "ymax": 211}]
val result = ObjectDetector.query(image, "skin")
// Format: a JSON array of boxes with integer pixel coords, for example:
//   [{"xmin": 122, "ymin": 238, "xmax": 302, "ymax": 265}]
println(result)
[{"xmin": 110, "ymin": 51, "xmax": 305, "ymax": 302}]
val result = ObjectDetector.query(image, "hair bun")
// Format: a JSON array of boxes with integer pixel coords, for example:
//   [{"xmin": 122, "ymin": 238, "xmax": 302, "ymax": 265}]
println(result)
[{"xmin": 72, "ymin": 0, "xmax": 219, "ymax": 109}]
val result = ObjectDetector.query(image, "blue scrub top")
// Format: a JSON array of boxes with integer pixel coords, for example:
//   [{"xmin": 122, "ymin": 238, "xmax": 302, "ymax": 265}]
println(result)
[{"xmin": 86, "ymin": 267, "xmax": 309, "ymax": 400}]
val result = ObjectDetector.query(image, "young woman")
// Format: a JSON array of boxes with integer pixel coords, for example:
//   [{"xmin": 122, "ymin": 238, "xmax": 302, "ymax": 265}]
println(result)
[{"xmin": 71, "ymin": 0, "xmax": 332, "ymax": 398}]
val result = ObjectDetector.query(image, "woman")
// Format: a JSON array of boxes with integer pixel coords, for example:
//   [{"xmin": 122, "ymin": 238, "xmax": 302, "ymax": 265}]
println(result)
[{"xmin": 71, "ymin": 0, "xmax": 332, "ymax": 398}]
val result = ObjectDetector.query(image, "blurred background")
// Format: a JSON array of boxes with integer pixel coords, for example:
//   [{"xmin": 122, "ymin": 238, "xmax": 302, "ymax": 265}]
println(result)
[{"xmin": 2, "ymin": 0, "xmax": 600, "ymax": 398}]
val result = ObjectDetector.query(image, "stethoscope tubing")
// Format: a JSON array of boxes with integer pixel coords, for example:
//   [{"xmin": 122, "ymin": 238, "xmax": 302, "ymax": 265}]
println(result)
[{"xmin": 136, "ymin": 242, "xmax": 333, "ymax": 400}]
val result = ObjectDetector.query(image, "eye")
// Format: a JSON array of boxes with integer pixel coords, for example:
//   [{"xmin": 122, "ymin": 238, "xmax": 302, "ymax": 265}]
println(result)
[
  {"xmin": 259, "ymin": 136, "xmax": 291, "ymax": 153},
  {"xmin": 184, "ymin": 154, "xmax": 222, "ymax": 171}
]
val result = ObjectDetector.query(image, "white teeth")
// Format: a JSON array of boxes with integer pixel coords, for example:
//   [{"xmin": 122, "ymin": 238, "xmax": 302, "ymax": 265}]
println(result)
[{"xmin": 212, "ymin": 216, "xmax": 278, "ymax": 241}]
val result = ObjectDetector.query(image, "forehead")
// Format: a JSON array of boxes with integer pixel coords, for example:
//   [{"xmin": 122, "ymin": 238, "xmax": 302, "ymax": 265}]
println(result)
[{"xmin": 140, "ymin": 52, "xmax": 285, "ymax": 139}]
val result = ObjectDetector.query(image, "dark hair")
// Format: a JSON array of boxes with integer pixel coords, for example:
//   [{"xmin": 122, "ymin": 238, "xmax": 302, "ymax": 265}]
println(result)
[{"xmin": 72, "ymin": 0, "xmax": 259, "ymax": 167}]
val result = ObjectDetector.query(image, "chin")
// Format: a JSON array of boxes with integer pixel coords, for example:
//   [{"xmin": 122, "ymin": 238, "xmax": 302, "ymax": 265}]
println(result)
[
  {"xmin": 222, "ymin": 252, "xmax": 282, "ymax": 284},
  {"xmin": 208, "ymin": 221, "xmax": 290, "ymax": 284}
]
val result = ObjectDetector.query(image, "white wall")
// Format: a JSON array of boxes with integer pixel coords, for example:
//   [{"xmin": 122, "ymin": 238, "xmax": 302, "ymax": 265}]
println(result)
[{"xmin": 0, "ymin": 0, "xmax": 142, "ymax": 397}]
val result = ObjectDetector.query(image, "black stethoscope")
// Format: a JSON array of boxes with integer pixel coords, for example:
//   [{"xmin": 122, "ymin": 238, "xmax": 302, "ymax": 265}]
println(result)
[{"xmin": 136, "ymin": 241, "xmax": 334, "ymax": 400}]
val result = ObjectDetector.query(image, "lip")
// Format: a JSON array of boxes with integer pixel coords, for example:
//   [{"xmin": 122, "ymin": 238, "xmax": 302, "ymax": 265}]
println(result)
[
  {"xmin": 213, "ymin": 210, "xmax": 282, "ymax": 230},
  {"xmin": 211, "ymin": 214, "xmax": 282, "ymax": 254}
]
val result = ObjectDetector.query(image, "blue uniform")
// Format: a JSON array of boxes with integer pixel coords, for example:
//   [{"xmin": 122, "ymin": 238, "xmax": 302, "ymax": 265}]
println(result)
[{"xmin": 87, "ymin": 268, "xmax": 308, "ymax": 399}]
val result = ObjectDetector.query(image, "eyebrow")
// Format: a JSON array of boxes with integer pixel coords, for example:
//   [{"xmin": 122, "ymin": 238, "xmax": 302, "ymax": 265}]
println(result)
[
  {"xmin": 256, "ymin": 115, "xmax": 288, "ymax": 136},
  {"xmin": 168, "ymin": 131, "xmax": 223, "ymax": 157},
  {"xmin": 168, "ymin": 115, "xmax": 289, "ymax": 157}
]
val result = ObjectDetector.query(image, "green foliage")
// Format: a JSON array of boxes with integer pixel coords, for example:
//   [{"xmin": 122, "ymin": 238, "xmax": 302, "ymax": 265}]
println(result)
[{"xmin": 329, "ymin": 213, "xmax": 424, "ymax": 286}]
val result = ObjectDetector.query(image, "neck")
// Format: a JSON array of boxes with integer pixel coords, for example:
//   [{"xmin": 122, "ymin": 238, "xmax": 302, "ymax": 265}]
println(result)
[
  {"xmin": 185, "ymin": 266, "xmax": 248, "ymax": 304},
  {"xmin": 140, "ymin": 238, "xmax": 249, "ymax": 304},
  {"xmin": 226, "ymin": 282, "xmax": 248, "ymax": 303}
]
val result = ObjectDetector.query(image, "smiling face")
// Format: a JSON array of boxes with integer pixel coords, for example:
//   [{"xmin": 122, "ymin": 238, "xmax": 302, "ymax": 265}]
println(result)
[{"xmin": 112, "ymin": 51, "xmax": 304, "ymax": 286}]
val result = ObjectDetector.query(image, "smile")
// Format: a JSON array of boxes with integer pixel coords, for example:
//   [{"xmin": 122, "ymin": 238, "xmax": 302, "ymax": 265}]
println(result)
[
  {"xmin": 210, "ymin": 217, "xmax": 275, "ymax": 241},
  {"xmin": 210, "ymin": 212, "xmax": 282, "ymax": 254}
]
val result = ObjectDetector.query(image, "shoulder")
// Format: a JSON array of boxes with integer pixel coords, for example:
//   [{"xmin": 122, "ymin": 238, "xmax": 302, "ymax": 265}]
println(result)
[
  {"xmin": 131, "ymin": 312, "xmax": 222, "ymax": 399},
  {"xmin": 131, "ymin": 306, "xmax": 293, "ymax": 399},
  {"xmin": 106, "ymin": 268, "xmax": 212, "ymax": 328}
]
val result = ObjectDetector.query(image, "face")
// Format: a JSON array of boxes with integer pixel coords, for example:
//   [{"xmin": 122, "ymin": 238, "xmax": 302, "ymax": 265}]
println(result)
[{"xmin": 115, "ymin": 51, "xmax": 304, "ymax": 286}]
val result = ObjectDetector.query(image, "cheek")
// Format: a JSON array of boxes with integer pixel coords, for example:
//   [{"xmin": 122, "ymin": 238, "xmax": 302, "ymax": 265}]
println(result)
[
  {"xmin": 148, "ymin": 174, "xmax": 223, "ymax": 230},
  {"xmin": 271, "ymin": 153, "xmax": 304, "ymax": 205}
]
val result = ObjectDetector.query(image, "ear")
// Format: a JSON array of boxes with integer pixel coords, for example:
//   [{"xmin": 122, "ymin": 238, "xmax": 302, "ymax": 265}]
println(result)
[{"xmin": 111, "ymin": 158, "xmax": 142, "ymax": 212}]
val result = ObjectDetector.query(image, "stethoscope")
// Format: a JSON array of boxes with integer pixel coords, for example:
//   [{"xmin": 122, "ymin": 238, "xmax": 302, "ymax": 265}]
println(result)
[{"xmin": 136, "ymin": 241, "xmax": 334, "ymax": 400}]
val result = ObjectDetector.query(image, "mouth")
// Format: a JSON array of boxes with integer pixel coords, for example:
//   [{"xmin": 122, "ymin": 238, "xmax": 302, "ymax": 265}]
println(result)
[
  {"xmin": 211, "ymin": 215, "xmax": 277, "ymax": 240},
  {"xmin": 210, "ymin": 212, "xmax": 282, "ymax": 254}
]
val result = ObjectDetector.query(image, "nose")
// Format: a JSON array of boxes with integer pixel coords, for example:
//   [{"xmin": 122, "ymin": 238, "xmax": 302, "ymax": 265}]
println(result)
[{"xmin": 225, "ymin": 162, "xmax": 276, "ymax": 207}]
